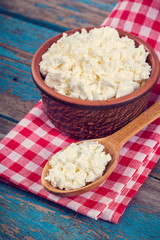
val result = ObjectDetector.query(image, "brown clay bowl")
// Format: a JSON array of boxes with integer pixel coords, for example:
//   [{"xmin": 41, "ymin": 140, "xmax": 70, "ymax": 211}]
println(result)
[{"xmin": 31, "ymin": 27, "xmax": 160, "ymax": 139}]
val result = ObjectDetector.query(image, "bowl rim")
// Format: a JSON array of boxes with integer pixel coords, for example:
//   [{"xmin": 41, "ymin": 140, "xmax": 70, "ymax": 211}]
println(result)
[{"xmin": 31, "ymin": 27, "xmax": 160, "ymax": 107}]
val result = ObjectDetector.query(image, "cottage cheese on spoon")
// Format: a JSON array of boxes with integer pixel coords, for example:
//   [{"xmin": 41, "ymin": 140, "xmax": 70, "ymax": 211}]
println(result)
[
  {"xmin": 40, "ymin": 27, "xmax": 151, "ymax": 100},
  {"xmin": 45, "ymin": 141, "xmax": 111, "ymax": 190}
]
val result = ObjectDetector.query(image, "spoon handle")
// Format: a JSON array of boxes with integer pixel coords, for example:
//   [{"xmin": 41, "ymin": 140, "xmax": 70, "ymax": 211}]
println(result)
[{"xmin": 108, "ymin": 100, "xmax": 160, "ymax": 149}]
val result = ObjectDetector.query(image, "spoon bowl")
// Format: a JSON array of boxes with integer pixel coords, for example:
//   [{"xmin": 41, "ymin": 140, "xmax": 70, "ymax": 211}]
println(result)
[{"xmin": 41, "ymin": 100, "xmax": 160, "ymax": 197}]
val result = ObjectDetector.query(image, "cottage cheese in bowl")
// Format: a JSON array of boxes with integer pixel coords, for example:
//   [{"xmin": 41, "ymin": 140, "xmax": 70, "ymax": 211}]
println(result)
[{"xmin": 40, "ymin": 27, "xmax": 151, "ymax": 101}]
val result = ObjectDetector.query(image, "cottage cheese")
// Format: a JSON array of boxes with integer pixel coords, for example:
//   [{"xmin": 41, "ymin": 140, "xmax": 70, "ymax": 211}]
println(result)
[
  {"xmin": 45, "ymin": 141, "xmax": 112, "ymax": 190},
  {"xmin": 40, "ymin": 27, "xmax": 151, "ymax": 101}
]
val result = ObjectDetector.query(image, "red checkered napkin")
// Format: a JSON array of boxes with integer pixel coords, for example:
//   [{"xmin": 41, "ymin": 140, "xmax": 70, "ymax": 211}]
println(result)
[{"xmin": 0, "ymin": 0, "xmax": 160, "ymax": 224}]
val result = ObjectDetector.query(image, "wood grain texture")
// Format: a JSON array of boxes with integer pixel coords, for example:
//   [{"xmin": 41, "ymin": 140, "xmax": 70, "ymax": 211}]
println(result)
[
  {"xmin": 0, "ymin": 13, "xmax": 60, "ymax": 102},
  {"xmin": 0, "ymin": 117, "xmax": 16, "ymax": 140},
  {"xmin": 151, "ymin": 162, "xmax": 160, "ymax": 180},
  {"xmin": 0, "ymin": 91, "xmax": 36, "ymax": 123},
  {"xmin": 0, "ymin": 0, "xmax": 118, "ymax": 29}
]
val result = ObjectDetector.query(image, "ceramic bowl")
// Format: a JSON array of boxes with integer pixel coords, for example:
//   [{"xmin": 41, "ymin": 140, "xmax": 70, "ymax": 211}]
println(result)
[{"xmin": 31, "ymin": 27, "xmax": 160, "ymax": 139}]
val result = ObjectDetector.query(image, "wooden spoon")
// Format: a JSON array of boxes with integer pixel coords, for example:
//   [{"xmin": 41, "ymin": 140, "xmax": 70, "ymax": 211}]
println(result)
[{"xmin": 41, "ymin": 100, "xmax": 160, "ymax": 197}]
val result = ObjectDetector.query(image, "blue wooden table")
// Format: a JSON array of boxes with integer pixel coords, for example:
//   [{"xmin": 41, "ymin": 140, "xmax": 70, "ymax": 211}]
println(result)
[{"xmin": 0, "ymin": 0, "xmax": 160, "ymax": 239}]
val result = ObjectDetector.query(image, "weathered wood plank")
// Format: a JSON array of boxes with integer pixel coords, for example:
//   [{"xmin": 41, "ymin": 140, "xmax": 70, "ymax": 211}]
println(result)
[
  {"xmin": 151, "ymin": 162, "xmax": 160, "ymax": 180},
  {"xmin": 0, "ymin": 13, "xmax": 60, "ymax": 55},
  {"xmin": 0, "ymin": 91, "xmax": 36, "ymax": 125},
  {"xmin": 0, "ymin": 13, "xmax": 60, "ymax": 107},
  {"xmin": 0, "ymin": 117, "xmax": 16, "ymax": 141},
  {"xmin": 131, "ymin": 175, "xmax": 160, "ymax": 212},
  {"xmin": 0, "ymin": 176, "xmax": 159, "ymax": 240},
  {"xmin": 0, "ymin": 0, "xmax": 119, "ymax": 29}
]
